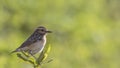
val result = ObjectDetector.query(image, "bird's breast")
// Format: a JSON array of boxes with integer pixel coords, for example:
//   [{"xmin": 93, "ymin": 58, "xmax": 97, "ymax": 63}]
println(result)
[{"xmin": 28, "ymin": 35, "xmax": 46, "ymax": 54}]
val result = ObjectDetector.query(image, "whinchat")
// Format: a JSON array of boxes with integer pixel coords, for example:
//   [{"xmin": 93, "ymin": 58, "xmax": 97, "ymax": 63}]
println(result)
[{"xmin": 11, "ymin": 26, "xmax": 52, "ymax": 55}]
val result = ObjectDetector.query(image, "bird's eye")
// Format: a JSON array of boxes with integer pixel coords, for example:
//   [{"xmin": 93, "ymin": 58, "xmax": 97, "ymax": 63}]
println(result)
[{"xmin": 41, "ymin": 29, "xmax": 44, "ymax": 31}]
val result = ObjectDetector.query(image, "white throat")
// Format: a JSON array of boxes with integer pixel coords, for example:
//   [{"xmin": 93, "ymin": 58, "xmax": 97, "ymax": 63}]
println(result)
[{"xmin": 43, "ymin": 35, "xmax": 46, "ymax": 46}]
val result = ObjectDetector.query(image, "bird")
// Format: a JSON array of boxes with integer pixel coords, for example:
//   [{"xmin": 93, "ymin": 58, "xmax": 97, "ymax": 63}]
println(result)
[{"xmin": 11, "ymin": 26, "xmax": 52, "ymax": 56}]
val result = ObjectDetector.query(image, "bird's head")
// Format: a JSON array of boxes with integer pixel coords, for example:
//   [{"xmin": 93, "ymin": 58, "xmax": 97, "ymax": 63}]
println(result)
[{"xmin": 36, "ymin": 26, "xmax": 52, "ymax": 35}]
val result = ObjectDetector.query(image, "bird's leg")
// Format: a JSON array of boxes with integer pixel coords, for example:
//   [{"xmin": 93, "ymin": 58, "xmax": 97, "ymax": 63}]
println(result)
[
  {"xmin": 29, "ymin": 51, "xmax": 37, "ymax": 60},
  {"xmin": 21, "ymin": 51, "xmax": 30, "ymax": 58}
]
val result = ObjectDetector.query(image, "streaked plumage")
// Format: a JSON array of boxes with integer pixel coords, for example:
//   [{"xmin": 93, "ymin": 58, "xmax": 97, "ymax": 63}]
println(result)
[{"xmin": 11, "ymin": 26, "xmax": 52, "ymax": 55}]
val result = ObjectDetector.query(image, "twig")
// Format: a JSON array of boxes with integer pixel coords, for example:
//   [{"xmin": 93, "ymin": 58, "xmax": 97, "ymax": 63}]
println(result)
[{"xmin": 16, "ymin": 44, "xmax": 52, "ymax": 68}]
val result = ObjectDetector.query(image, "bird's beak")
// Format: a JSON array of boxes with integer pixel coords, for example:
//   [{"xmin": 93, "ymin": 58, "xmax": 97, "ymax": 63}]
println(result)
[{"xmin": 46, "ymin": 30, "xmax": 52, "ymax": 33}]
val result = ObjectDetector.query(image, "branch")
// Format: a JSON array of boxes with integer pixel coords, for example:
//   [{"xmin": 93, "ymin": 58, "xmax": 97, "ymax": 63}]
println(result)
[{"xmin": 16, "ymin": 44, "xmax": 52, "ymax": 68}]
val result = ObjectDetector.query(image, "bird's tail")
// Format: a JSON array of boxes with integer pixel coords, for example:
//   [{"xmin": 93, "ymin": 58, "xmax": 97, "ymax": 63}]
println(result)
[
  {"xmin": 10, "ymin": 50, "xmax": 17, "ymax": 54},
  {"xmin": 9, "ymin": 50, "xmax": 18, "ymax": 55}
]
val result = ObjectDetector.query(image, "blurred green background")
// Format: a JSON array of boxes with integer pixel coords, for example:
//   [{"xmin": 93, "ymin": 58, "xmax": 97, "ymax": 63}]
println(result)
[{"xmin": 0, "ymin": 0, "xmax": 120, "ymax": 68}]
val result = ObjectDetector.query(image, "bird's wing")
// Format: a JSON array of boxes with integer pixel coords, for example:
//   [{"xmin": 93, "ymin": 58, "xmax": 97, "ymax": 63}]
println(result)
[
  {"xmin": 11, "ymin": 31, "xmax": 42, "ymax": 53},
  {"xmin": 11, "ymin": 38, "xmax": 37, "ymax": 53},
  {"xmin": 18, "ymin": 33, "xmax": 42, "ymax": 49},
  {"xmin": 19, "ymin": 38, "xmax": 36, "ymax": 48}
]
